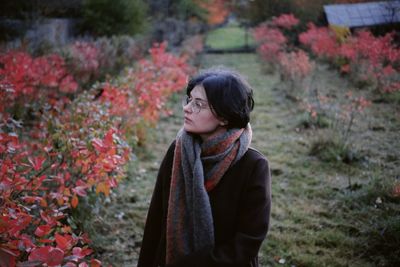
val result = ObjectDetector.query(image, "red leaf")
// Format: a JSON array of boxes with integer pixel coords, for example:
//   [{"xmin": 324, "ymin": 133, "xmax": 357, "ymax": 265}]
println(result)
[
  {"xmin": 34, "ymin": 225, "xmax": 52, "ymax": 237},
  {"xmin": 55, "ymin": 233, "xmax": 74, "ymax": 251},
  {"xmin": 46, "ymin": 247, "xmax": 64, "ymax": 266},
  {"xmin": 29, "ymin": 246, "xmax": 64, "ymax": 266},
  {"xmin": 91, "ymin": 138, "xmax": 105, "ymax": 153},
  {"xmin": 0, "ymin": 247, "xmax": 18, "ymax": 267},
  {"xmin": 28, "ymin": 156, "xmax": 46, "ymax": 171},
  {"xmin": 28, "ymin": 246, "xmax": 51, "ymax": 263},
  {"xmin": 10, "ymin": 214, "xmax": 32, "ymax": 236},
  {"xmin": 40, "ymin": 211, "xmax": 57, "ymax": 226},
  {"xmin": 72, "ymin": 247, "xmax": 93, "ymax": 259},
  {"xmin": 103, "ymin": 129, "xmax": 115, "ymax": 147},
  {"xmin": 80, "ymin": 233, "xmax": 91, "ymax": 244},
  {"xmin": 19, "ymin": 234, "xmax": 36, "ymax": 252},
  {"xmin": 72, "ymin": 186, "xmax": 87, "ymax": 197},
  {"xmin": 32, "ymin": 175, "xmax": 47, "ymax": 191}
]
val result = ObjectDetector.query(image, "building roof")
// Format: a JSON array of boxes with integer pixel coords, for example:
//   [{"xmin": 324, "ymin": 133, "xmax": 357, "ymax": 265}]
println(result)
[{"xmin": 324, "ymin": 1, "xmax": 400, "ymax": 27}]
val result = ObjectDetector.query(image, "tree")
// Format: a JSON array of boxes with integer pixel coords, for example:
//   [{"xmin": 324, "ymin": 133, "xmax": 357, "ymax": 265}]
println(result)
[{"xmin": 79, "ymin": 0, "xmax": 148, "ymax": 36}]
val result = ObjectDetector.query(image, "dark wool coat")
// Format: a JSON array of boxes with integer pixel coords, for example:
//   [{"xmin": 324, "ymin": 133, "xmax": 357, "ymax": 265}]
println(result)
[{"xmin": 137, "ymin": 141, "xmax": 272, "ymax": 267}]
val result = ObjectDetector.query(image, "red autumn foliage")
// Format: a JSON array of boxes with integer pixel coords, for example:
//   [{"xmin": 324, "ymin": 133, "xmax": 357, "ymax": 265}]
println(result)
[
  {"xmin": 253, "ymin": 14, "xmax": 314, "ymax": 89},
  {"xmin": 277, "ymin": 49, "xmax": 314, "ymax": 88},
  {"xmin": 97, "ymin": 42, "xmax": 192, "ymax": 145},
  {"xmin": 299, "ymin": 23, "xmax": 340, "ymax": 60},
  {"xmin": 300, "ymin": 24, "xmax": 400, "ymax": 93},
  {"xmin": 271, "ymin": 13, "xmax": 300, "ymax": 29},
  {"xmin": 338, "ymin": 30, "xmax": 400, "ymax": 92},
  {"xmin": 0, "ymin": 51, "xmax": 78, "ymax": 116},
  {"xmin": 0, "ymin": 118, "xmax": 128, "ymax": 266},
  {"xmin": 0, "ymin": 39, "xmax": 195, "ymax": 266},
  {"xmin": 64, "ymin": 41, "xmax": 100, "ymax": 85},
  {"xmin": 196, "ymin": 0, "xmax": 230, "ymax": 25},
  {"xmin": 125, "ymin": 41, "xmax": 192, "ymax": 124},
  {"xmin": 252, "ymin": 23, "xmax": 287, "ymax": 65}
]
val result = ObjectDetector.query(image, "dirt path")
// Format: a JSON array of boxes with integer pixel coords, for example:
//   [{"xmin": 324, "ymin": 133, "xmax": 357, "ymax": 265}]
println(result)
[{"xmin": 94, "ymin": 53, "xmax": 400, "ymax": 266}]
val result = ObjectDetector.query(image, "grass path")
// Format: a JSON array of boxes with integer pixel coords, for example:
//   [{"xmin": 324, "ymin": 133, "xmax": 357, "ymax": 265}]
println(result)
[{"xmin": 94, "ymin": 53, "xmax": 399, "ymax": 267}]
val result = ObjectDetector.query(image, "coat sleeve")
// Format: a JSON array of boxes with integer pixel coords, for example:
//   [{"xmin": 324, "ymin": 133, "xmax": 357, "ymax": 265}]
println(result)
[
  {"xmin": 137, "ymin": 142, "xmax": 175, "ymax": 267},
  {"xmin": 167, "ymin": 158, "xmax": 272, "ymax": 267}
]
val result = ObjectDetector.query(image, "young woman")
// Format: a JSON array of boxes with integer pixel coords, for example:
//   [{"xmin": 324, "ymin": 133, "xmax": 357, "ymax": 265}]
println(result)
[{"xmin": 137, "ymin": 68, "xmax": 271, "ymax": 267}]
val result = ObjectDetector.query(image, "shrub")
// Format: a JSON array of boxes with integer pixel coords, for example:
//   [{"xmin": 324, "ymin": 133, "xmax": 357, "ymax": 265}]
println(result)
[
  {"xmin": 338, "ymin": 30, "xmax": 400, "ymax": 93},
  {"xmin": 277, "ymin": 49, "xmax": 314, "ymax": 92},
  {"xmin": 304, "ymin": 89, "xmax": 371, "ymax": 163},
  {"xmin": 252, "ymin": 23, "xmax": 287, "ymax": 69},
  {"xmin": 271, "ymin": 13, "xmax": 300, "ymax": 29},
  {"xmin": 124, "ymin": 42, "xmax": 192, "ymax": 124},
  {"xmin": 243, "ymin": 0, "xmax": 295, "ymax": 25},
  {"xmin": 77, "ymin": 41, "xmax": 193, "ymax": 147},
  {"xmin": 300, "ymin": 25, "xmax": 400, "ymax": 93},
  {"xmin": 299, "ymin": 23, "xmax": 340, "ymax": 60},
  {"xmin": 0, "ymin": 113, "xmax": 124, "ymax": 266},
  {"xmin": 60, "ymin": 36, "xmax": 148, "ymax": 86},
  {"xmin": 0, "ymin": 41, "xmax": 194, "ymax": 266},
  {"xmin": 253, "ymin": 14, "xmax": 314, "ymax": 92},
  {"xmin": 79, "ymin": 0, "xmax": 148, "ymax": 36},
  {"xmin": 0, "ymin": 50, "xmax": 78, "ymax": 119},
  {"xmin": 309, "ymin": 131, "xmax": 357, "ymax": 163},
  {"xmin": 63, "ymin": 41, "xmax": 100, "ymax": 86},
  {"xmin": 179, "ymin": 34, "xmax": 205, "ymax": 66}
]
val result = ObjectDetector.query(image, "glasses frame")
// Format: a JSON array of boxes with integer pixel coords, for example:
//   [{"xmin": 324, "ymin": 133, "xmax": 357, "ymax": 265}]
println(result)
[{"xmin": 182, "ymin": 95, "xmax": 209, "ymax": 114}]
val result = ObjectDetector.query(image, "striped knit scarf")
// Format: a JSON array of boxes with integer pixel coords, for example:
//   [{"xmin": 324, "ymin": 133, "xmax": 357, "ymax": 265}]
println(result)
[{"xmin": 166, "ymin": 124, "xmax": 252, "ymax": 264}]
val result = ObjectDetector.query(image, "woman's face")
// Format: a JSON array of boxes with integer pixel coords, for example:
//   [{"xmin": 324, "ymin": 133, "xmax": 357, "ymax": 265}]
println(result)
[{"xmin": 183, "ymin": 85, "xmax": 225, "ymax": 140}]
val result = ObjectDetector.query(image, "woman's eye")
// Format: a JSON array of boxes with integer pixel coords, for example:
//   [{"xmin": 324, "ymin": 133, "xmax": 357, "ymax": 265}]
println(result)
[{"xmin": 194, "ymin": 101, "xmax": 204, "ymax": 108}]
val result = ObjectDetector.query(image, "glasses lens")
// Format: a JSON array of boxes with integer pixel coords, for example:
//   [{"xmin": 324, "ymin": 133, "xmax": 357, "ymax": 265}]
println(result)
[
  {"xmin": 192, "ymin": 101, "xmax": 201, "ymax": 113},
  {"xmin": 182, "ymin": 96, "xmax": 202, "ymax": 113}
]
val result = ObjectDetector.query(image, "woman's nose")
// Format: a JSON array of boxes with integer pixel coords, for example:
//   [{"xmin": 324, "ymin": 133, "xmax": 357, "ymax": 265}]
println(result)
[{"xmin": 183, "ymin": 102, "xmax": 192, "ymax": 113}]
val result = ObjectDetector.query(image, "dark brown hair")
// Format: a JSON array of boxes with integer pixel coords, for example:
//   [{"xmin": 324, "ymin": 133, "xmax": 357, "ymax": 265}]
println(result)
[{"xmin": 186, "ymin": 67, "xmax": 254, "ymax": 129}]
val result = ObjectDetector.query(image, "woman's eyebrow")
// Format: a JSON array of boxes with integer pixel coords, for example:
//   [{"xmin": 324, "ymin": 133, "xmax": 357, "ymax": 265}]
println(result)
[{"xmin": 189, "ymin": 94, "xmax": 207, "ymax": 102}]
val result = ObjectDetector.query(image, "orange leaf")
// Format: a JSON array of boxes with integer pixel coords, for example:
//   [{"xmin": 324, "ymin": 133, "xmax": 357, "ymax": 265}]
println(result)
[
  {"xmin": 87, "ymin": 177, "xmax": 96, "ymax": 186},
  {"xmin": 71, "ymin": 194, "xmax": 79, "ymax": 208},
  {"xmin": 63, "ymin": 188, "xmax": 71, "ymax": 197},
  {"xmin": 90, "ymin": 259, "xmax": 101, "ymax": 267},
  {"xmin": 57, "ymin": 196, "xmax": 64, "ymax": 206},
  {"xmin": 61, "ymin": 225, "xmax": 72, "ymax": 233},
  {"xmin": 40, "ymin": 198, "xmax": 48, "ymax": 207},
  {"xmin": 96, "ymin": 182, "xmax": 110, "ymax": 197}
]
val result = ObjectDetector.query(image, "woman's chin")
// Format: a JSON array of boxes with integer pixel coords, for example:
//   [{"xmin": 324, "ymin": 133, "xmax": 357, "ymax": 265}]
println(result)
[{"xmin": 183, "ymin": 123, "xmax": 193, "ymax": 131}]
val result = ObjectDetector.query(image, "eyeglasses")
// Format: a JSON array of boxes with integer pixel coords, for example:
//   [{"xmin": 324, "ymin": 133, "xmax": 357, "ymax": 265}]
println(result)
[{"xmin": 182, "ymin": 95, "xmax": 209, "ymax": 114}]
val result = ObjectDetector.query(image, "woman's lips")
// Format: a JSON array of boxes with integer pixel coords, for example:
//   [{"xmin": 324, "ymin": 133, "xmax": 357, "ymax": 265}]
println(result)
[{"xmin": 184, "ymin": 116, "xmax": 192, "ymax": 123}]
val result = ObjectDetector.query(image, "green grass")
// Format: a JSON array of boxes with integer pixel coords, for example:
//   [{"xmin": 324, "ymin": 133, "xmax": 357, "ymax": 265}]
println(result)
[
  {"xmin": 199, "ymin": 53, "xmax": 400, "ymax": 267},
  {"xmin": 205, "ymin": 26, "xmax": 255, "ymax": 49},
  {"xmin": 92, "ymin": 49, "xmax": 400, "ymax": 266}
]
